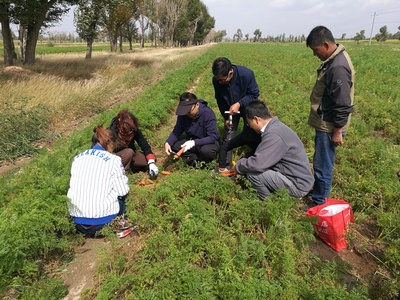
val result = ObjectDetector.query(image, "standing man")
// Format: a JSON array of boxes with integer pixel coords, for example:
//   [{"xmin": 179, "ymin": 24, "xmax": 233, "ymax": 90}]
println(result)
[
  {"xmin": 212, "ymin": 57, "xmax": 261, "ymax": 169},
  {"xmin": 306, "ymin": 26, "xmax": 355, "ymax": 206},
  {"xmin": 232, "ymin": 100, "xmax": 314, "ymax": 200}
]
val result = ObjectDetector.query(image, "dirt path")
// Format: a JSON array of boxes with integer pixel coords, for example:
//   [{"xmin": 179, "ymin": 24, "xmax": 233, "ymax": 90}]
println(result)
[{"xmin": 61, "ymin": 238, "xmax": 110, "ymax": 300}]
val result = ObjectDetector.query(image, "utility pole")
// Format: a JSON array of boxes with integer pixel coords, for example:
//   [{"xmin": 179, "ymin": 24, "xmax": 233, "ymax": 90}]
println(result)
[{"xmin": 369, "ymin": 12, "xmax": 377, "ymax": 45}]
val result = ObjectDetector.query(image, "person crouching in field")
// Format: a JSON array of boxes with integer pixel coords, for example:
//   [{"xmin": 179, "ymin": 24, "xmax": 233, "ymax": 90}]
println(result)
[
  {"xmin": 165, "ymin": 92, "xmax": 220, "ymax": 167},
  {"xmin": 108, "ymin": 109, "xmax": 158, "ymax": 177},
  {"xmin": 67, "ymin": 125, "xmax": 131, "ymax": 237},
  {"xmin": 232, "ymin": 100, "xmax": 314, "ymax": 200}
]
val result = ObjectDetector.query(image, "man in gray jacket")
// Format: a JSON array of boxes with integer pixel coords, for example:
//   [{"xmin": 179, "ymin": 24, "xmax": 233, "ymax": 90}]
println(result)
[{"xmin": 233, "ymin": 100, "xmax": 314, "ymax": 200}]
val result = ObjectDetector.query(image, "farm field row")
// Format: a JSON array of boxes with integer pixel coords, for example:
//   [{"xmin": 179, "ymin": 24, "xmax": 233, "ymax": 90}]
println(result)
[{"xmin": 0, "ymin": 42, "xmax": 399, "ymax": 299}]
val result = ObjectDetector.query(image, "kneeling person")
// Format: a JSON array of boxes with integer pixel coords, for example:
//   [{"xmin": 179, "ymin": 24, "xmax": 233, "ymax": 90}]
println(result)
[
  {"xmin": 234, "ymin": 100, "xmax": 314, "ymax": 200},
  {"xmin": 165, "ymin": 92, "xmax": 220, "ymax": 166},
  {"xmin": 67, "ymin": 125, "xmax": 132, "ymax": 237}
]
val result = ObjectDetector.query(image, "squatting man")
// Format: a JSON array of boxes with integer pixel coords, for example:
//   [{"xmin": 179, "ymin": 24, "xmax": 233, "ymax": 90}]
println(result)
[{"xmin": 232, "ymin": 100, "xmax": 314, "ymax": 200}]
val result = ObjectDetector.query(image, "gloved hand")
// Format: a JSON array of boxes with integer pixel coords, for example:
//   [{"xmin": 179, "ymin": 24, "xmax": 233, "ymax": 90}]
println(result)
[
  {"xmin": 182, "ymin": 140, "xmax": 195, "ymax": 153},
  {"xmin": 148, "ymin": 159, "xmax": 159, "ymax": 177}
]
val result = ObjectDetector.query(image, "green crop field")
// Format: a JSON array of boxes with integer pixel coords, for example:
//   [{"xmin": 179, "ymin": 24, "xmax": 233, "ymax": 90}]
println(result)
[{"xmin": 0, "ymin": 42, "xmax": 399, "ymax": 299}]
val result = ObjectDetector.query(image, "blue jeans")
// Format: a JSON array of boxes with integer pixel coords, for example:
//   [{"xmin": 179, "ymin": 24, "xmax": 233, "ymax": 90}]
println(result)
[{"xmin": 312, "ymin": 130, "xmax": 344, "ymax": 205}]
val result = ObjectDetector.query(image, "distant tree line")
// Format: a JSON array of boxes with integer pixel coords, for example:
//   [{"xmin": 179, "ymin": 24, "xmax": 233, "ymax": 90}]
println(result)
[
  {"xmin": 0, "ymin": 0, "xmax": 215, "ymax": 65},
  {"xmin": 73, "ymin": 0, "xmax": 216, "ymax": 59},
  {"xmin": 226, "ymin": 25, "xmax": 400, "ymax": 43},
  {"xmin": 2, "ymin": 2, "xmax": 400, "ymax": 66},
  {"xmin": 354, "ymin": 26, "xmax": 400, "ymax": 42},
  {"xmin": 229, "ymin": 29, "xmax": 304, "ymax": 43}
]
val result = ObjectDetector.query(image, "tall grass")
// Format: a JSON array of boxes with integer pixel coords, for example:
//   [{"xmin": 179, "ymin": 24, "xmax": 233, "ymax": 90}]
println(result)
[{"xmin": 0, "ymin": 46, "xmax": 211, "ymax": 161}]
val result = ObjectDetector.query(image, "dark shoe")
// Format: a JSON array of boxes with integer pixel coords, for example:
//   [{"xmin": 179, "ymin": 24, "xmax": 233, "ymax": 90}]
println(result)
[
  {"xmin": 299, "ymin": 193, "xmax": 318, "ymax": 212},
  {"xmin": 187, "ymin": 160, "xmax": 198, "ymax": 167},
  {"xmin": 302, "ymin": 190, "xmax": 325, "ymax": 207}
]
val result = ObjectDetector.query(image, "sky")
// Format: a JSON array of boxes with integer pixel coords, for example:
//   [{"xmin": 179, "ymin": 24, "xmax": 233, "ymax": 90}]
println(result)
[{"xmin": 51, "ymin": 0, "xmax": 400, "ymax": 39}]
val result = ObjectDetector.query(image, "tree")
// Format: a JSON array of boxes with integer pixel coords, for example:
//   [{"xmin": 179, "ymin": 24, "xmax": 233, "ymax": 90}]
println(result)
[
  {"xmin": 117, "ymin": 0, "xmax": 138, "ymax": 52},
  {"xmin": 100, "ymin": 0, "xmax": 135, "ymax": 52},
  {"xmin": 190, "ymin": 0, "xmax": 214, "ymax": 45},
  {"xmin": 173, "ymin": 0, "xmax": 198, "ymax": 46},
  {"xmin": 391, "ymin": 25, "xmax": 400, "ymax": 40},
  {"xmin": 340, "ymin": 33, "xmax": 346, "ymax": 40},
  {"xmin": 136, "ymin": 0, "xmax": 152, "ymax": 48},
  {"xmin": 158, "ymin": 0, "xmax": 188, "ymax": 47},
  {"xmin": 212, "ymin": 29, "xmax": 226, "ymax": 42},
  {"xmin": 125, "ymin": 19, "xmax": 138, "ymax": 50},
  {"xmin": 74, "ymin": 0, "xmax": 103, "ymax": 59},
  {"xmin": 148, "ymin": 0, "xmax": 162, "ymax": 47},
  {"xmin": 0, "ymin": 1, "xmax": 17, "ymax": 66},
  {"xmin": 354, "ymin": 29, "xmax": 365, "ymax": 42},
  {"xmin": 185, "ymin": 0, "xmax": 203, "ymax": 45},
  {"xmin": 375, "ymin": 25, "xmax": 389, "ymax": 42},
  {"xmin": 233, "ymin": 28, "xmax": 242, "ymax": 42},
  {"xmin": 253, "ymin": 28, "xmax": 261, "ymax": 42},
  {"xmin": 11, "ymin": 0, "xmax": 77, "ymax": 64}
]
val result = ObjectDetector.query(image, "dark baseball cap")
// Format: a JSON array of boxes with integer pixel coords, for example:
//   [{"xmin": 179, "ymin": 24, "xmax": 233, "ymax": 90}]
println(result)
[{"xmin": 176, "ymin": 98, "xmax": 198, "ymax": 115}]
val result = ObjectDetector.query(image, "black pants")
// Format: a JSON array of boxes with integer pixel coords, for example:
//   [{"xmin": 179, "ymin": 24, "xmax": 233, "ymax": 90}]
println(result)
[
  {"xmin": 219, "ymin": 125, "xmax": 261, "ymax": 168},
  {"xmin": 171, "ymin": 139, "xmax": 220, "ymax": 165}
]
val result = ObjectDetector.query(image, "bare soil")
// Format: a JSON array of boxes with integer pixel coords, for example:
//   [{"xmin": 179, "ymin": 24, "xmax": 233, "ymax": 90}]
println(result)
[{"xmin": 61, "ymin": 238, "xmax": 109, "ymax": 300}]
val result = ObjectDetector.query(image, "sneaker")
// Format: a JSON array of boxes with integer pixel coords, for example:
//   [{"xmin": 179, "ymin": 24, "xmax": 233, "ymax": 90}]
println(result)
[
  {"xmin": 114, "ymin": 217, "xmax": 137, "ymax": 238},
  {"xmin": 116, "ymin": 225, "xmax": 137, "ymax": 238},
  {"xmin": 187, "ymin": 159, "xmax": 198, "ymax": 167}
]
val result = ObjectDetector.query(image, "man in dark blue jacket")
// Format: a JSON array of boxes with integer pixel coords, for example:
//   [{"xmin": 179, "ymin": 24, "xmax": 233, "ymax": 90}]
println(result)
[
  {"xmin": 212, "ymin": 57, "xmax": 261, "ymax": 170},
  {"xmin": 165, "ymin": 92, "xmax": 220, "ymax": 166}
]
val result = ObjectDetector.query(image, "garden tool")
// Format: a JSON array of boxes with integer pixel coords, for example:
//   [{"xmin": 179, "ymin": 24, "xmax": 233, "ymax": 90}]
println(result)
[{"xmin": 224, "ymin": 111, "xmax": 240, "ymax": 166}]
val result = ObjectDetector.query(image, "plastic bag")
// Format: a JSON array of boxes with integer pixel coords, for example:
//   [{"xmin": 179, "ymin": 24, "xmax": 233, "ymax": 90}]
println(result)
[{"xmin": 306, "ymin": 198, "xmax": 354, "ymax": 251}]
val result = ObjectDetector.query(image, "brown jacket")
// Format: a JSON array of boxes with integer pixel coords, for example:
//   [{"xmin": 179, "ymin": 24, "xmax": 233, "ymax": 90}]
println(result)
[{"xmin": 308, "ymin": 44, "xmax": 355, "ymax": 132}]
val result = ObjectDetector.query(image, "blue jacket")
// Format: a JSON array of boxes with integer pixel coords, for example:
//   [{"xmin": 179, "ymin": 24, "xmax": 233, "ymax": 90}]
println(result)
[
  {"xmin": 212, "ymin": 64, "xmax": 259, "ymax": 120},
  {"xmin": 166, "ymin": 100, "xmax": 220, "ymax": 146}
]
